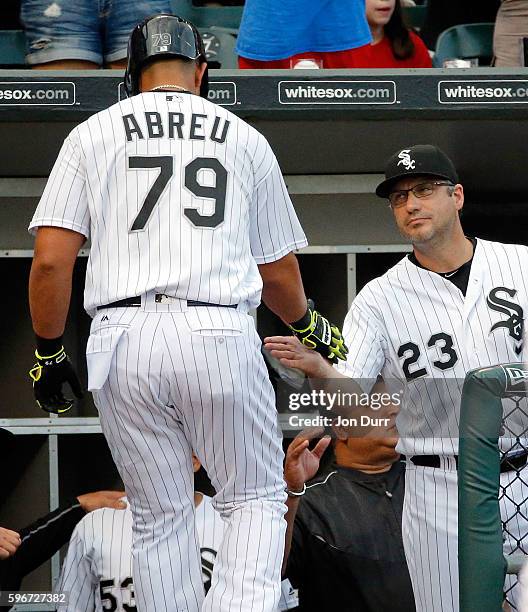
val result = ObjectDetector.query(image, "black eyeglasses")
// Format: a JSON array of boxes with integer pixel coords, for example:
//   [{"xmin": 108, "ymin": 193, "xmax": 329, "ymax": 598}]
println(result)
[{"xmin": 388, "ymin": 181, "xmax": 454, "ymax": 209}]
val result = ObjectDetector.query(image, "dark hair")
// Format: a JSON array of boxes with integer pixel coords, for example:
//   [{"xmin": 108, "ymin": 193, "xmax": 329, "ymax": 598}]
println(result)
[{"xmin": 384, "ymin": 1, "xmax": 415, "ymax": 60}]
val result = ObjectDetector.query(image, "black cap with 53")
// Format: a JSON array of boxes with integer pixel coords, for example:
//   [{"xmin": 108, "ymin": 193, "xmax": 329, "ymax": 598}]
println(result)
[{"xmin": 375, "ymin": 144, "xmax": 459, "ymax": 199}]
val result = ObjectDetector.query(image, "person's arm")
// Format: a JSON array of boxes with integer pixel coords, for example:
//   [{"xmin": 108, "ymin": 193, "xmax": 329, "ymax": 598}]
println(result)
[
  {"xmin": 29, "ymin": 227, "xmax": 85, "ymax": 340},
  {"xmin": 265, "ymin": 293, "xmax": 385, "ymax": 415},
  {"xmin": 249, "ymin": 144, "xmax": 308, "ymax": 326},
  {"xmin": 0, "ymin": 492, "xmax": 125, "ymax": 591},
  {"xmin": 258, "ymin": 253, "xmax": 307, "ymax": 324},
  {"xmin": 28, "ymin": 227, "xmax": 86, "ymax": 413},
  {"xmin": 282, "ymin": 428, "xmax": 331, "ymax": 576}
]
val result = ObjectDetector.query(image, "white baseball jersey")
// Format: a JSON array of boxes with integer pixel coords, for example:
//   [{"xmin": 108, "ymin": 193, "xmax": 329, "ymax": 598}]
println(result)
[
  {"xmin": 29, "ymin": 91, "xmax": 307, "ymax": 316},
  {"xmin": 56, "ymin": 496, "xmax": 298, "ymax": 611},
  {"xmin": 336, "ymin": 238, "xmax": 528, "ymax": 456},
  {"xmin": 32, "ymin": 90, "xmax": 304, "ymax": 612},
  {"xmin": 336, "ymin": 237, "xmax": 528, "ymax": 612}
]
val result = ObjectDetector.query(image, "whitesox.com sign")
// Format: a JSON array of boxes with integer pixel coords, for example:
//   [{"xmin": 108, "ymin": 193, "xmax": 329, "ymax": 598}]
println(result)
[{"xmin": 0, "ymin": 82, "xmax": 76, "ymax": 105}]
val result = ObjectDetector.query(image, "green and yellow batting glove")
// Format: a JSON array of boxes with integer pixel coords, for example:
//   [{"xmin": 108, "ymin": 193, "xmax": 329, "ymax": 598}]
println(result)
[
  {"xmin": 29, "ymin": 345, "xmax": 83, "ymax": 414},
  {"xmin": 288, "ymin": 299, "xmax": 349, "ymax": 364}
]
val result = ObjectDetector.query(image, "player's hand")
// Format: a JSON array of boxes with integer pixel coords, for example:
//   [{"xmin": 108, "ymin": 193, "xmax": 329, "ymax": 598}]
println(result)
[
  {"xmin": 0, "ymin": 527, "xmax": 21, "ymax": 560},
  {"xmin": 284, "ymin": 427, "xmax": 332, "ymax": 492},
  {"xmin": 287, "ymin": 299, "xmax": 348, "ymax": 363},
  {"xmin": 77, "ymin": 490, "xmax": 127, "ymax": 513},
  {"xmin": 29, "ymin": 347, "xmax": 83, "ymax": 414},
  {"xmin": 264, "ymin": 335, "xmax": 334, "ymax": 379}
]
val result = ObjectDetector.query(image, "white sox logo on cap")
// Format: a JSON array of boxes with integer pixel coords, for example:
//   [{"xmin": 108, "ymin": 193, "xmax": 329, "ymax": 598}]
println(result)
[{"xmin": 397, "ymin": 149, "xmax": 416, "ymax": 170}]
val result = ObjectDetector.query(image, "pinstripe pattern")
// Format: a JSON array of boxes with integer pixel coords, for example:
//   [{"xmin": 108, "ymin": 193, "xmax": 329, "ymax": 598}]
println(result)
[
  {"xmin": 30, "ymin": 91, "xmax": 305, "ymax": 611},
  {"xmin": 335, "ymin": 238, "xmax": 528, "ymax": 611},
  {"xmin": 28, "ymin": 92, "xmax": 307, "ymax": 316},
  {"xmin": 56, "ymin": 503, "xmax": 135, "ymax": 611},
  {"xmin": 56, "ymin": 496, "xmax": 298, "ymax": 611},
  {"xmin": 90, "ymin": 301, "xmax": 287, "ymax": 611}
]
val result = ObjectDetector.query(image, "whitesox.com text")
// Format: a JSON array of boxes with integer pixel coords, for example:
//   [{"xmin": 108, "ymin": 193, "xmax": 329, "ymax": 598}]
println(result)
[{"xmin": 0, "ymin": 82, "xmax": 75, "ymax": 105}]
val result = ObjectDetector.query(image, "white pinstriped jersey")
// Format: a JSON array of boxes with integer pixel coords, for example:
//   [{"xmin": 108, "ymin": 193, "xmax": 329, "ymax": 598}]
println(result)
[
  {"xmin": 56, "ymin": 497, "xmax": 298, "ymax": 611},
  {"xmin": 29, "ymin": 92, "xmax": 307, "ymax": 316},
  {"xmin": 336, "ymin": 238, "xmax": 528, "ymax": 456}
]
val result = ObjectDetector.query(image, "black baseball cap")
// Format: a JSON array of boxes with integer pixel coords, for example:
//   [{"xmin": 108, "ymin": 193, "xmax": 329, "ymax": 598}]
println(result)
[{"xmin": 375, "ymin": 144, "xmax": 459, "ymax": 198}]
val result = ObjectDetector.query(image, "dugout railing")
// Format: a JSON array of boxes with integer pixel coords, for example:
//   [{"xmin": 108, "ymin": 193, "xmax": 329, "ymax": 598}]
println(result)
[{"xmin": 459, "ymin": 363, "xmax": 528, "ymax": 612}]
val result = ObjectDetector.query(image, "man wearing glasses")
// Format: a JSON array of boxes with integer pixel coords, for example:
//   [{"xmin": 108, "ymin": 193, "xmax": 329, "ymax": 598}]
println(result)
[{"xmin": 265, "ymin": 144, "xmax": 528, "ymax": 611}]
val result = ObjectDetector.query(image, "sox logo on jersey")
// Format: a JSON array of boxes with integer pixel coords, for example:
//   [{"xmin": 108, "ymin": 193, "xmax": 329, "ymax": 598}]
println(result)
[
  {"xmin": 487, "ymin": 287, "xmax": 524, "ymax": 353},
  {"xmin": 335, "ymin": 238, "xmax": 528, "ymax": 612}
]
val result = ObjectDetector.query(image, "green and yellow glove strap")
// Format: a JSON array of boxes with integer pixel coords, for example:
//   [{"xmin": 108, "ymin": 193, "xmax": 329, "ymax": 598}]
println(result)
[
  {"xmin": 328, "ymin": 325, "xmax": 347, "ymax": 361},
  {"xmin": 29, "ymin": 334, "xmax": 83, "ymax": 415},
  {"xmin": 30, "ymin": 335, "xmax": 65, "ymax": 385},
  {"xmin": 288, "ymin": 302, "xmax": 333, "ymax": 358},
  {"xmin": 288, "ymin": 300, "xmax": 349, "ymax": 363},
  {"xmin": 35, "ymin": 334, "xmax": 64, "ymax": 357}
]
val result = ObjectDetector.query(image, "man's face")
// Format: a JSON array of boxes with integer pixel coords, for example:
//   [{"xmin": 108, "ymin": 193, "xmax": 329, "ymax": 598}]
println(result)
[
  {"xmin": 338, "ymin": 399, "xmax": 400, "ymax": 465},
  {"xmin": 389, "ymin": 175, "xmax": 463, "ymax": 246}
]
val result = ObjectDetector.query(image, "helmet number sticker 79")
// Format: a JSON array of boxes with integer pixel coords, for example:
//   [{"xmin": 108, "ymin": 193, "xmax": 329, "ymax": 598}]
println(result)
[{"xmin": 152, "ymin": 33, "xmax": 172, "ymax": 46}]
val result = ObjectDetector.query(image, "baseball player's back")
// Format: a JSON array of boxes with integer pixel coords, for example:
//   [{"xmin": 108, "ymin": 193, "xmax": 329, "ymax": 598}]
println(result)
[
  {"xmin": 31, "ymin": 86, "xmax": 307, "ymax": 611},
  {"xmin": 29, "ymin": 15, "xmax": 332, "ymax": 612},
  {"xmin": 32, "ymin": 91, "xmax": 302, "ymax": 316},
  {"xmin": 56, "ymin": 503, "xmax": 135, "ymax": 611}
]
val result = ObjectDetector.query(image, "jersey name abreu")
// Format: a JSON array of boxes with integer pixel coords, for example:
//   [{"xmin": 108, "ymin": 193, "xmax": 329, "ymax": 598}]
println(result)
[
  {"xmin": 122, "ymin": 109, "xmax": 230, "ymax": 143},
  {"xmin": 29, "ymin": 92, "xmax": 307, "ymax": 316}
]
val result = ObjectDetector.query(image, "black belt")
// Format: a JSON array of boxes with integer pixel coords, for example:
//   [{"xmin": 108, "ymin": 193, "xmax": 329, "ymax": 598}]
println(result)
[
  {"xmin": 97, "ymin": 295, "xmax": 238, "ymax": 310},
  {"xmin": 410, "ymin": 453, "xmax": 528, "ymax": 473}
]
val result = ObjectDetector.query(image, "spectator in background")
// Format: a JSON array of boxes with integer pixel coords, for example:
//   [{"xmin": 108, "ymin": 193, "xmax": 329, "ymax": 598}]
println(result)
[
  {"xmin": 493, "ymin": 0, "xmax": 528, "ymax": 66},
  {"xmin": 363, "ymin": 0, "xmax": 432, "ymax": 67},
  {"xmin": 19, "ymin": 0, "xmax": 172, "ymax": 69},
  {"xmin": 236, "ymin": 0, "xmax": 372, "ymax": 69},
  {"xmin": 281, "ymin": 396, "xmax": 415, "ymax": 612}
]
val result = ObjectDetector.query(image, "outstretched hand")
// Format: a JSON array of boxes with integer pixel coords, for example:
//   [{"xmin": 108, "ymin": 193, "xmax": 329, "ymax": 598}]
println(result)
[
  {"xmin": 284, "ymin": 427, "xmax": 332, "ymax": 492},
  {"xmin": 264, "ymin": 335, "xmax": 334, "ymax": 379},
  {"xmin": 77, "ymin": 490, "xmax": 127, "ymax": 513}
]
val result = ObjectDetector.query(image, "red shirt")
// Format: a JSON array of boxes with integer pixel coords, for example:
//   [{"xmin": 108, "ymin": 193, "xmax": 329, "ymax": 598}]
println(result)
[{"xmin": 357, "ymin": 31, "xmax": 432, "ymax": 68}]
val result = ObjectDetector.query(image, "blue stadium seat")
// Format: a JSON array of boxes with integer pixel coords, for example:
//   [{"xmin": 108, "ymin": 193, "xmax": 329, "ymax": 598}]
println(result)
[
  {"xmin": 433, "ymin": 23, "xmax": 495, "ymax": 67},
  {"xmin": 171, "ymin": 0, "xmax": 243, "ymax": 29},
  {"xmin": 0, "ymin": 30, "xmax": 26, "ymax": 66}
]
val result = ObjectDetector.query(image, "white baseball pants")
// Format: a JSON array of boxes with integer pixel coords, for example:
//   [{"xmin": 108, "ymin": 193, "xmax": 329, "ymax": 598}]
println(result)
[
  {"xmin": 403, "ymin": 459, "xmax": 528, "ymax": 612},
  {"xmin": 88, "ymin": 294, "xmax": 287, "ymax": 612}
]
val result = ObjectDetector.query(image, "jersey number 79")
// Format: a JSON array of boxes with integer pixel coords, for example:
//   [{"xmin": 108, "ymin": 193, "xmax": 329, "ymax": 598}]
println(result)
[{"xmin": 128, "ymin": 155, "xmax": 228, "ymax": 231}]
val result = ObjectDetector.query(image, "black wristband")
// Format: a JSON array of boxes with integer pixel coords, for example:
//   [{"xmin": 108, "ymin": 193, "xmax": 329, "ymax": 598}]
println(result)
[
  {"xmin": 289, "ymin": 310, "xmax": 310, "ymax": 329},
  {"xmin": 35, "ymin": 334, "xmax": 63, "ymax": 357}
]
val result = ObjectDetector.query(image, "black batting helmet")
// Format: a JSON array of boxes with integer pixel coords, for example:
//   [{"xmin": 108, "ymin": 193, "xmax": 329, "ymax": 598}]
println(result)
[{"xmin": 124, "ymin": 14, "xmax": 208, "ymax": 99}]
